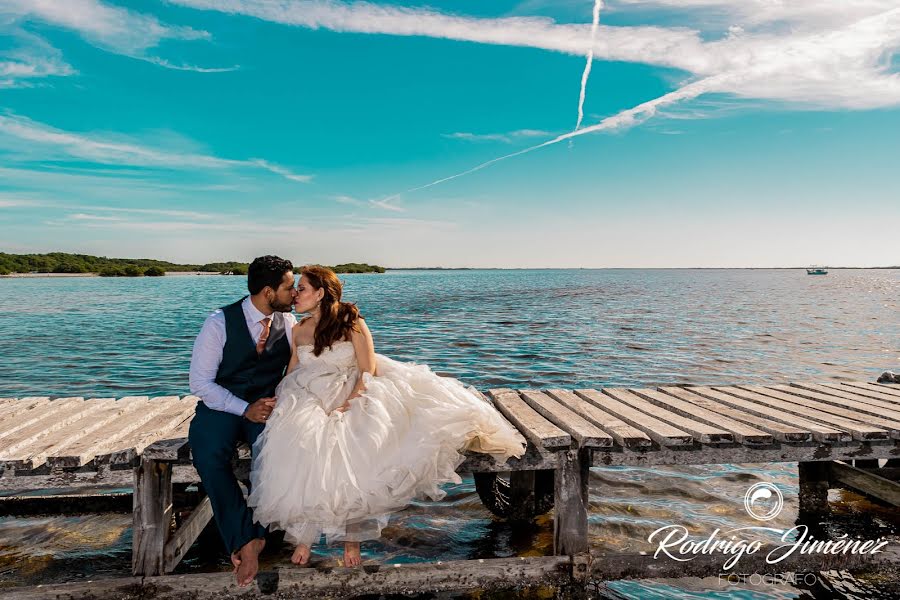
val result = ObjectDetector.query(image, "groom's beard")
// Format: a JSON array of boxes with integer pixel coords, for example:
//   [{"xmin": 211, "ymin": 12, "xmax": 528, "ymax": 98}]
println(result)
[{"xmin": 270, "ymin": 299, "xmax": 294, "ymax": 313}]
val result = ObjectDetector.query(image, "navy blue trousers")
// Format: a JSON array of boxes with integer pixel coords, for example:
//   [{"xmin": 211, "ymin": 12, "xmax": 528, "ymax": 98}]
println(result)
[{"xmin": 188, "ymin": 401, "xmax": 267, "ymax": 555}]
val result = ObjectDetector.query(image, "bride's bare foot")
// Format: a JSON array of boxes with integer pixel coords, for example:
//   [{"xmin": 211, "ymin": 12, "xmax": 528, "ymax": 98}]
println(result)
[
  {"xmin": 235, "ymin": 537, "xmax": 265, "ymax": 587},
  {"xmin": 343, "ymin": 542, "xmax": 361, "ymax": 567},
  {"xmin": 291, "ymin": 544, "xmax": 311, "ymax": 565}
]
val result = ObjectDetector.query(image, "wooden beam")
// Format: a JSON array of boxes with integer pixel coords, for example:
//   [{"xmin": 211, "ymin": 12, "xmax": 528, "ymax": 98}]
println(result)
[
  {"xmin": 830, "ymin": 460, "xmax": 900, "ymax": 507},
  {"xmin": 132, "ymin": 458, "xmax": 174, "ymax": 576},
  {"xmin": 553, "ymin": 448, "xmax": 589, "ymax": 556},
  {"xmin": 798, "ymin": 461, "xmax": 831, "ymax": 519},
  {"xmin": 164, "ymin": 495, "xmax": 213, "ymax": 573}
]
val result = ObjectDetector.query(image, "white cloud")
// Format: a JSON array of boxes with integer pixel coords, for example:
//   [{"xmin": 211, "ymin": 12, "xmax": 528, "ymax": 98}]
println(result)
[
  {"xmin": 0, "ymin": 113, "xmax": 313, "ymax": 183},
  {"xmin": 0, "ymin": 29, "xmax": 75, "ymax": 87},
  {"xmin": 443, "ymin": 129, "xmax": 553, "ymax": 143},
  {"xmin": 168, "ymin": 0, "xmax": 900, "ymax": 110},
  {"xmin": 0, "ymin": 0, "xmax": 232, "ymax": 73},
  {"xmin": 1, "ymin": 0, "xmax": 207, "ymax": 54},
  {"xmin": 368, "ymin": 198, "xmax": 405, "ymax": 212}
]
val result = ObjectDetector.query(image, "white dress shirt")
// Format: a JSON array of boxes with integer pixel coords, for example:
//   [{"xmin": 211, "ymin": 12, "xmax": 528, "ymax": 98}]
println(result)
[{"xmin": 189, "ymin": 296, "xmax": 297, "ymax": 416}]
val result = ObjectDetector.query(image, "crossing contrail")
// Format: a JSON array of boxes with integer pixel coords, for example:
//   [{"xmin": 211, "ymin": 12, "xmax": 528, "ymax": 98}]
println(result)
[
  {"xmin": 401, "ymin": 76, "xmax": 722, "ymax": 196},
  {"xmin": 575, "ymin": 0, "xmax": 603, "ymax": 132}
]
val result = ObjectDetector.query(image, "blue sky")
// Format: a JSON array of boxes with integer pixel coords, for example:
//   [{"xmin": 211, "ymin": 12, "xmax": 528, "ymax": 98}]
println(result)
[{"xmin": 1, "ymin": 0, "xmax": 898, "ymax": 267}]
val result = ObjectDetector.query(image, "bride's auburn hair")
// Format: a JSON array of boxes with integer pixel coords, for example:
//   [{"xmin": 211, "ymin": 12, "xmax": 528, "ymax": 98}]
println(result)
[{"xmin": 301, "ymin": 265, "xmax": 362, "ymax": 356}]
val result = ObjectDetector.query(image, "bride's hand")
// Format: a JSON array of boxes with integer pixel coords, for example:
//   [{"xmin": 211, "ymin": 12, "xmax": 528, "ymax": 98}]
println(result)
[{"xmin": 332, "ymin": 402, "xmax": 351, "ymax": 414}]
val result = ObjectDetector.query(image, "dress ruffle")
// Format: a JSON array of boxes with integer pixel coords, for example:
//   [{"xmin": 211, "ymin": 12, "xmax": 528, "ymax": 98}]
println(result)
[{"xmin": 247, "ymin": 341, "xmax": 525, "ymax": 546}]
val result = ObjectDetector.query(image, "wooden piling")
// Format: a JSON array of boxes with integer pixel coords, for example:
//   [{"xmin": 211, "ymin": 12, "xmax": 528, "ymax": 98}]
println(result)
[{"xmin": 132, "ymin": 458, "xmax": 173, "ymax": 576}]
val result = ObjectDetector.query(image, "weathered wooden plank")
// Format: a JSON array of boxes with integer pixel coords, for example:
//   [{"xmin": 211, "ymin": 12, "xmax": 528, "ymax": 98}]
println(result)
[
  {"xmin": 0, "ymin": 398, "xmax": 110, "ymax": 461},
  {"xmin": 2, "ymin": 556, "xmax": 574, "ymax": 600},
  {"xmin": 164, "ymin": 495, "xmax": 213, "ymax": 573},
  {"xmin": 47, "ymin": 397, "xmax": 164, "ymax": 467},
  {"xmin": 109, "ymin": 398, "xmax": 195, "ymax": 464},
  {"xmin": 830, "ymin": 460, "xmax": 900, "ymax": 507},
  {"xmin": 459, "ymin": 445, "xmax": 559, "ymax": 472},
  {"xmin": 629, "ymin": 388, "xmax": 773, "ymax": 445},
  {"xmin": 659, "ymin": 387, "xmax": 812, "ymax": 442},
  {"xmin": 792, "ymin": 383, "xmax": 900, "ymax": 420},
  {"xmin": 0, "ymin": 398, "xmax": 18, "ymax": 411},
  {"xmin": 159, "ymin": 397, "xmax": 199, "ymax": 441},
  {"xmin": 487, "ymin": 389, "xmax": 570, "ymax": 450},
  {"xmin": 133, "ymin": 458, "xmax": 173, "ymax": 576},
  {"xmin": 519, "ymin": 390, "xmax": 611, "ymax": 448},
  {"xmin": 738, "ymin": 385, "xmax": 892, "ymax": 441},
  {"xmin": 604, "ymin": 388, "xmax": 733, "ymax": 444},
  {"xmin": 683, "ymin": 386, "xmax": 843, "ymax": 442},
  {"xmin": 775, "ymin": 384, "xmax": 900, "ymax": 425},
  {"xmin": 850, "ymin": 381, "xmax": 900, "ymax": 398},
  {"xmin": 0, "ymin": 398, "xmax": 126, "ymax": 470},
  {"xmin": 592, "ymin": 440, "xmax": 900, "ymax": 467},
  {"xmin": 575, "ymin": 389, "xmax": 693, "ymax": 446},
  {"xmin": 0, "ymin": 397, "xmax": 57, "ymax": 438},
  {"xmin": 545, "ymin": 389, "xmax": 651, "ymax": 448},
  {"xmin": 713, "ymin": 387, "xmax": 859, "ymax": 442},
  {"xmin": 0, "ymin": 464, "xmax": 199, "ymax": 491},
  {"xmin": 820, "ymin": 382, "xmax": 900, "ymax": 407}
]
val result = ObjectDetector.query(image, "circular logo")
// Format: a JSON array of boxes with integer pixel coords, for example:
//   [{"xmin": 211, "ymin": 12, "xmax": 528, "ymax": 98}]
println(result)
[{"xmin": 744, "ymin": 482, "xmax": 784, "ymax": 521}]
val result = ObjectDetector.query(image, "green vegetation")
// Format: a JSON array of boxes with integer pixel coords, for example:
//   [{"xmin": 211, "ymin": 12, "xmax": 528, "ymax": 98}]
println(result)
[
  {"xmin": 331, "ymin": 263, "xmax": 386, "ymax": 274},
  {"xmin": 0, "ymin": 253, "xmax": 386, "ymax": 277}
]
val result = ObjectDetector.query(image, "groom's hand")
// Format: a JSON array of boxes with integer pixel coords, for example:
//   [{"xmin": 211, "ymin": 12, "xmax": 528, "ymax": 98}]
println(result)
[{"xmin": 244, "ymin": 397, "xmax": 276, "ymax": 423}]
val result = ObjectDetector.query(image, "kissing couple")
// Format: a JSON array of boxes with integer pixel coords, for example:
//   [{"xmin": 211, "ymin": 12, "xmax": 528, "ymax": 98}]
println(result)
[{"xmin": 188, "ymin": 256, "xmax": 526, "ymax": 586}]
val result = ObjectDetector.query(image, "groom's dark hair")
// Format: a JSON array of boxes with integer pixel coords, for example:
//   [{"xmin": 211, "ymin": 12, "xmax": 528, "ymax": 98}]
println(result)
[{"xmin": 247, "ymin": 255, "xmax": 293, "ymax": 295}]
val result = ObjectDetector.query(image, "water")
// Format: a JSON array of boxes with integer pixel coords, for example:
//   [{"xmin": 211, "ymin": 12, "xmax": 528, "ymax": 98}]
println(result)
[{"xmin": 1, "ymin": 269, "xmax": 899, "ymax": 597}]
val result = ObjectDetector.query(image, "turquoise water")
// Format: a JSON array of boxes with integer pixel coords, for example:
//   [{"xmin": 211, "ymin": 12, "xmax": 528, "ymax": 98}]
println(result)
[
  {"xmin": 1, "ymin": 269, "xmax": 899, "ymax": 597},
  {"xmin": 2, "ymin": 269, "xmax": 899, "ymax": 396}
]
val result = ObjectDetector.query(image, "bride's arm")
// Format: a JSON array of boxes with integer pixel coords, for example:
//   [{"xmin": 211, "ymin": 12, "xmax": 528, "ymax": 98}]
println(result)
[{"xmin": 334, "ymin": 319, "xmax": 376, "ymax": 412}]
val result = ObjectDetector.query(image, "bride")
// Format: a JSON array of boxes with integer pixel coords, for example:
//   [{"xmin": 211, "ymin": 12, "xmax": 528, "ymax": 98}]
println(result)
[{"xmin": 247, "ymin": 265, "xmax": 526, "ymax": 567}]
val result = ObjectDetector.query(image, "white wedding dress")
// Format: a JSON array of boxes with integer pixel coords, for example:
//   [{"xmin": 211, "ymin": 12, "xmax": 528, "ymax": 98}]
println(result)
[{"xmin": 247, "ymin": 340, "xmax": 526, "ymax": 547}]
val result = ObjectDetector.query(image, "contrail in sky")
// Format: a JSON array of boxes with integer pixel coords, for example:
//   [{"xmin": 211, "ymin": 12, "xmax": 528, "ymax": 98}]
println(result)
[
  {"xmin": 575, "ymin": 0, "xmax": 603, "ymax": 131},
  {"xmin": 401, "ymin": 76, "xmax": 721, "ymax": 196}
]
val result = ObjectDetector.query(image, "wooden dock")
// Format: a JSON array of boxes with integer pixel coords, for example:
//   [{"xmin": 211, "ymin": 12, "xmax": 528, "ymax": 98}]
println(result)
[{"xmin": 1, "ymin": 380, "xmax": 899, "ymax": 598}]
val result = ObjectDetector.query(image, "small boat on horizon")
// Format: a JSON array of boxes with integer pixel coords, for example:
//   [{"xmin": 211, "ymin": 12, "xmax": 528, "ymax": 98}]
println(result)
[{"xmin": 806, "ymin": 267, "xmax": 828, "ymax": 275}]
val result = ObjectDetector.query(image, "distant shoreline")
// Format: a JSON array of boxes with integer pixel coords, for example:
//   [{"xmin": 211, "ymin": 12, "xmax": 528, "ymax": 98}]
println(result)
[
  {"xmin": 0, "ymin": 271, "xmax": 222, "ymax": 278},
  {"xmin": 3, "ymin": 267, "xmax": 898, "ymax": 278}
]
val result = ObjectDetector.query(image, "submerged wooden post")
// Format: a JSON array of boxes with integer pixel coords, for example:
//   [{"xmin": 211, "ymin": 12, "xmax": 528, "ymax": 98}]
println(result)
[
  {"xmin": 797, "ymin": 461, "xmax": 830, "ymax": 522},
  {"xmin": 553, "ymin": 448, "xmax": 589, "ymax": 556},
  {"xmin": 133, "ymin": 458, "xmax": 173, "ymax": 576},
  {"xmin": 508, "ymin": 471, "xmax": 536, "ymax": 521}
]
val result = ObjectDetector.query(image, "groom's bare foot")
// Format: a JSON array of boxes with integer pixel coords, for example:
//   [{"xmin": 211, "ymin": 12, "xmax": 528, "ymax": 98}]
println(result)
[
  {"xmin": 291, "ymin": 544, "xmax": 311, "ymax": 565},
  {"xmin": 235, "ymin": 537, "xmax": 265, "ymax": 587},
  {"xmin": 230, "ymin": 551, "xmax": 241, "ymax": 572},
  {"xmin": 343, "ymin": 542, "xmax": 361, "ymax": 567}
]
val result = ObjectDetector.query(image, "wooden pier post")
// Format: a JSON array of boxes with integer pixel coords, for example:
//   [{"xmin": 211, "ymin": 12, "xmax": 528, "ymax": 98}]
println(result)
[
  {"xmin": 553, "ymin": 448, "xmax": 589, "ymax": 557},
  {"xmin": 132, "ymin": 458, "xmax": 173, "ymax": 576},
  {"xmin": 797, "ymin": 461, "xmax": 830, "ymax": 522}
]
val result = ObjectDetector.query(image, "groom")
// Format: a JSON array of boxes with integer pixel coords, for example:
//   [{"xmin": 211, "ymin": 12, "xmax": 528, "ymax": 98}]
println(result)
[{"xmin": 188, "ymin": 255, "xmax": 298, "ymax": 586}]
